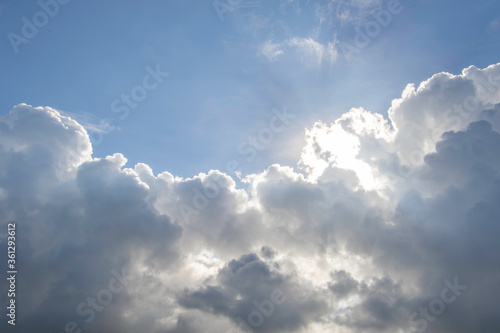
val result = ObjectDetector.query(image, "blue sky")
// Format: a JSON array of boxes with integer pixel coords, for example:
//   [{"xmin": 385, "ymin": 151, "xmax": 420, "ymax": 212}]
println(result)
[
  {"xmin": 1, "ymin": 0, "xmax": 499, "ymax": 177},
  {"xmin": 3, "ymin": 1, "xmax": 500, "ymax": 332}
]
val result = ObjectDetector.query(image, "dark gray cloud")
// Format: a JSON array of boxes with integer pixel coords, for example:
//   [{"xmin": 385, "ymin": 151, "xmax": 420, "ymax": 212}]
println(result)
[{"xmin": 178, "ymin": 253, "xmax": 327, "ymax": 333}]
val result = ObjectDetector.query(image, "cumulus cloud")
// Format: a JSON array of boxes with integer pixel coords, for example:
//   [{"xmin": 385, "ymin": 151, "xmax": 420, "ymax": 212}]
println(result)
[
  {"xmin": 177, "ymin": 253, "xmax": 327, "ymax": 333},
  {"xmin": 1, "ymin": 63, "xmax": 500, "ymax": 332}
]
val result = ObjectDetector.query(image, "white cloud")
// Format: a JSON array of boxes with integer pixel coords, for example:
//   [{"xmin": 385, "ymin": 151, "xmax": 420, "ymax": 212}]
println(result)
[
  {"xmin": 286, "ymin": 37, "xmax": 338, "ymax": 65},
  {"xmin": 260, "ymin": 37, "xmax": 338, "ymax": 65},
  {"xmin": 260, "ymin": 40, "xmax": 284, "ymax": 62},
  {"xmin": 2, "ymin": 63, "xmax": 500, "ymax": 332}
]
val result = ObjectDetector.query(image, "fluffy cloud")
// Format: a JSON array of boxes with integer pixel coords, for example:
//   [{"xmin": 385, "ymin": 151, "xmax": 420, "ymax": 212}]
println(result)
[
  {"xmin": 177, "ymin": 253, "xmax": 327, "ymax": 333},
  {"xmin": 1, "ymin": 63, "xmax": 500, "ymax": 332}
]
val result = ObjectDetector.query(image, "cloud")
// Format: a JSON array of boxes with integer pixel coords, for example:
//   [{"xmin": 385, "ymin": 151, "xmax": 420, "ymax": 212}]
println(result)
[
  {"xmin": 260, "ymin": 40, "xmax": 284, "ymax": 62},
  {"xmin": 0, "ymin": 105, "xmax": 182, "ymax": 332},
  {"xmin": 260, "ymin": 37, "xmax": 338, "ymax": 65},
  {"xmin": 314, "ymin": 0, "xmax": 385, "ymax": 26},
  {"xmin": 300, "ymin": 64, "xmax": 500, "ymax": 188},
  {"xmin": 177, "ymin": 253, "xmax": 327, "ymax": 333},
  {"xmin": 1, "ymin": 63, "xmax": 500, "ymax": 332}
]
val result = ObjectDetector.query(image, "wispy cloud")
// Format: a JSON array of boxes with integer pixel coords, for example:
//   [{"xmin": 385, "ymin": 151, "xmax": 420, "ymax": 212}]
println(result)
[{"xmin": 260, "ymin": 36, "xmax": 338, "ymax": 65}]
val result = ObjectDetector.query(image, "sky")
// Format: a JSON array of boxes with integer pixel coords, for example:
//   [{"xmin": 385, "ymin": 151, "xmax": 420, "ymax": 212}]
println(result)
[
  {"xmin": 1, "ymin": 0, "xmax": 499, "ymax": 177},
  {"xmin": 1, "ymin": 0, "xmax": 500, "ymax": 332}
]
